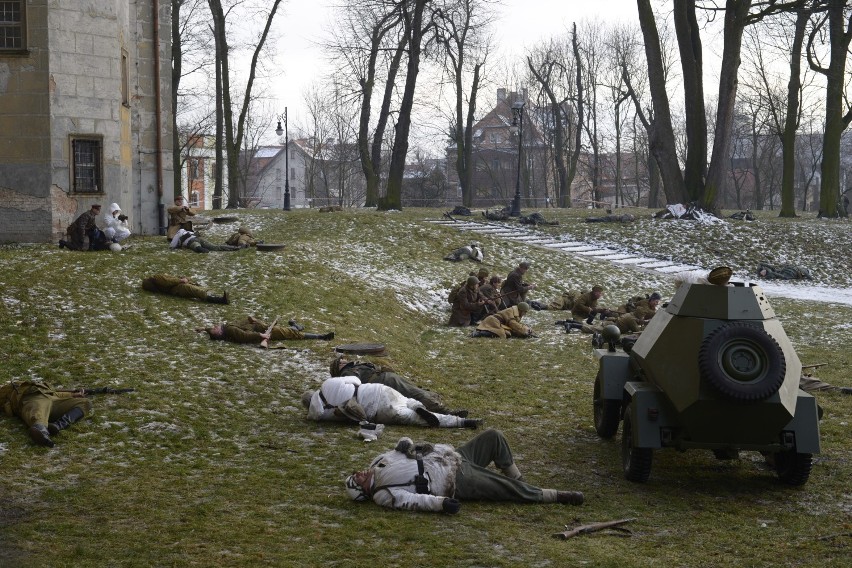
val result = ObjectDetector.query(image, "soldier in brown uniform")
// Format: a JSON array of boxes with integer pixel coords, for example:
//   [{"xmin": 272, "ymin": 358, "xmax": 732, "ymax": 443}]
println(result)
[
  {"xmin": 166, "ymin": 196, "xmax": 197, "ymax": 239},
  {"xmin": 500, "ymin": 261, "xmax": 536, "ymax": 308},
  {"xmin": 330, "ymin": 356, "xmax": 468, "ymax": 416},
  {"xmin": 226, "ymin": 227, "xmax": 259, "ymax": 248},
  {"xmin": 142, "ymin": 273, "xmax": 229, "ymax": 304},
  {"xmin": 571, "ymin": 285, "xmax": 605, "ymax": 321},
  {"xmin": 200, "ymin": 315, "xmax": 334, "ymax": 346},
  {"xmin": 60, "ymin": 204, "xmax": 106, "ymax": 250},
  {"xmin": 0, "ymin": 381, "xmax": 93, "ymax": 447},
  {"xmin": 629, "ymin": 292, "xmax": 661, "ymax": 321},
  {"xmin": 449, "ymin": 276, "xmax": 489, "ymax": 327},
  {"xmin": 472, "ymin": 303, "xmax": 533, "ymax": 338}
]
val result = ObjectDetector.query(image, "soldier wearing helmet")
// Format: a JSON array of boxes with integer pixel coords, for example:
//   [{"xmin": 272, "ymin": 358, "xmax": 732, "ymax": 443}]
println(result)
[{"xmin": 472, "ymin": 302, "xmax": 533, "ymax": 338}]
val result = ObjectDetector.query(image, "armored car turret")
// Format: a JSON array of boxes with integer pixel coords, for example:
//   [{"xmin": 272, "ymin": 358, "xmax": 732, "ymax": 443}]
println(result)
[{"xmin": 592, "ymin": 280, "xmax": 820, "ymax": 484}]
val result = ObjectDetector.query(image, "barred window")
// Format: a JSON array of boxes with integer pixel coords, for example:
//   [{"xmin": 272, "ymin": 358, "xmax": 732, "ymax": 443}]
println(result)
[
  {"xmin": 0, "ymin": 1, "xmax": 25, "ymax": 51},
  {"xmin": 71, "ymin": 137, "xmax": 103, "ymax": 193}
]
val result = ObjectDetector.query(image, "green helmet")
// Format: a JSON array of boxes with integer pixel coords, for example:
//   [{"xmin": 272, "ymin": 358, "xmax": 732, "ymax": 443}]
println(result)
[
  {"xmin": 466, "ymin": 276, "xmax": 479, "ymax": 287},
  {"xmin": 517, "ymin": 302, "xmax": 530, "ymax": 314}
]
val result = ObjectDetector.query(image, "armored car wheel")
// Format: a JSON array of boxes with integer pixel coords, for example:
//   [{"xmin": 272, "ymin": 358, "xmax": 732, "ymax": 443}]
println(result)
[
  {"xmin": 593, "ymin": 377, "xmax": 621, "ymax": 439},
  {"xmin": 774, "ymin": 450, "xmax": 812, "ymax": 486},
  {"xmin": 621, "ymin": 405, "xmax": 652, "ymax": 482},
  {"xmin": 698, "ymin": 322, "xmax": 786, "ymax": 401}
]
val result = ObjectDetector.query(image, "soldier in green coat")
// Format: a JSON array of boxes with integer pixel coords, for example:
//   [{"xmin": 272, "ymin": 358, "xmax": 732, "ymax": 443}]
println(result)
[
  {"xmin": 1, "ymin": 381, "xmax": 93, "ymax": 447},
  {"xmin": 200, "ymin": 315, "xmax": 334, "ymax": 346},
  {"xmin": 571, "ymin": 285, "xmax": 605, "ymax": 320},
  {"xmin": 142, "ymin": 273, "xmax": 229, "ymax": 304}
]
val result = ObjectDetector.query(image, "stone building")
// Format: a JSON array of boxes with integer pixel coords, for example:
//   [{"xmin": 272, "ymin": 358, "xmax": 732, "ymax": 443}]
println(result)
[{"xmin": 0, "ymin": 1, "xmax": 173, "ymax": 243}]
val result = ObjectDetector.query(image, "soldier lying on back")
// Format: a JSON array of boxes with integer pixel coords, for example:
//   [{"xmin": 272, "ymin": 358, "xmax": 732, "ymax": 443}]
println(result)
[{"xmin": 198, "ymin": 315, "xmax": 334, "ymax": 346}]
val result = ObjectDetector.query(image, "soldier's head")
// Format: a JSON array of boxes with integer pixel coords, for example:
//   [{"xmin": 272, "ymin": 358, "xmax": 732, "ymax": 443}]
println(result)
[
  {"xmin": 592, "ymin": 285, "xmax": 604, "ymax": 300},
  {"xmin": 329, "ymin": 354, "xmax": 347, "ymax": 377},
  {"xmin": 489, "ymin": 275, "xmax": 502, "ymax": 285},
  {"xmin": 517, "ymin": 302, "xmax": 530, "ymax": 315},
  {"xmin": 518, "ymin": 261, "xmax": 531, "ymax": 273},
  {"xmin": 477, "ymin": 268, "xmax": 489, "ymax": 281},
  {"xmin": 207, "ymin": 324, "xmax": 225, "ymax": 340},
  {"xmin": 238, "ymin": 226, "xmax": 252, "ymax": 236},
  {"xmin": 91, "ymin": 204, "xmax": 102, "ymax": 213},
  {"xmin": 174, "ymin": 196, "xmax": 185, "ymax": 206},
  {"xmin": 301, "ymin": 390, "xmax": 315, "ymax": 408},
  {"xmin": 345, "ymin": 470, "xmax": 373, "ymax": 501},
  {"xmin": 648, "ymin": 291, "xmax": 662, "ymax": 308},
  {"xmin": 466, "ymin": 275, "xmax": 479, "ymax": 289}
]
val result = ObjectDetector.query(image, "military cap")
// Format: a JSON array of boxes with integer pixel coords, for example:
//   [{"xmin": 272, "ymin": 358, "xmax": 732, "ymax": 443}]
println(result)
[
  {"xmin": 649, "ymin": 292, "xmax": 662, "ymax": 301},
  {"xmin": 519, "ymin": 261, "xmax": 531, "ymax": 269},
  {"xmin": 592, "ymin": 285, "xmax": 604, "ymax": 293}
]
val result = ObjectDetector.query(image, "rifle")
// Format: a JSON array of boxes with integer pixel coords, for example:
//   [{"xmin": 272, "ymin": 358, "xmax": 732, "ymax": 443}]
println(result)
[
  {"xmin": 554, "ymin": 319, "xmax": 584, "ymax": 332},
  {"xmin": 259, "ymin": 316, "xmax": 280, "ymax": 349},
  {"xmin": 57, "ymin": 387, "xmax": 136, "ymax": 396}
]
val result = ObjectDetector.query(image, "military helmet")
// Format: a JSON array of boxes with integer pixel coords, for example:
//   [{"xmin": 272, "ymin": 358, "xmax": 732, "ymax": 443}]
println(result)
[
  {"xmin": 466, "ymin": 276, "xmax": 479, "ymax": 287},
  {"xmin": 649, "ymin": 292, "xmax": 662, "ymax": 301},
  {"xmin": 517, "ymin": 302, "xmax": 530, "ymax": 314},
  {"xmin": 477, "ymin": 268, "xmax": 489, "ymax": 279},
  {"xmin": 708, "ymin": 266, "xmax": 733, "ymax": 286}
]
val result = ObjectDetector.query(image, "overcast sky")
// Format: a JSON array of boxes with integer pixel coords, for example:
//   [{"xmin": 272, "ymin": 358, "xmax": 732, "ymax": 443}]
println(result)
[{"xmin": 270, "ymin": 0, "xmax": 640, "ymax": 133}]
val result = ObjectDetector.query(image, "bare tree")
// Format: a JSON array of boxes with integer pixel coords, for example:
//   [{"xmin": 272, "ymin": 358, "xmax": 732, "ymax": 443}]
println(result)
[
  {"xmin": 807, "ymin": 0, "xmax": 852, "ymax": 217},
  {"xmin": 207, "ymin": 0, "xmax": 283, "ymax": 208},
  {"xmin": 435, "ymin": 0, "xmax": 494, "ymax": 208}
]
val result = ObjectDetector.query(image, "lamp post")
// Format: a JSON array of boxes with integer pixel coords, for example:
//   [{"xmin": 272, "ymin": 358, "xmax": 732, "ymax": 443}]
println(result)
[
  {"xmin": 509, "ymin": 100, "xmax": 525, "ymax": 217},
  {"xmin": 275, "ymin": 107, "xmax": 291, "ymax": 211}
]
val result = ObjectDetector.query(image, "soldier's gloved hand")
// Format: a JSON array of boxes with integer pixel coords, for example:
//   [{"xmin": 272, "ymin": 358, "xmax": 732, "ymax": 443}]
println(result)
[{"xmin": 442, "ymin": 498, "xmax": 461, "ymax": 515}]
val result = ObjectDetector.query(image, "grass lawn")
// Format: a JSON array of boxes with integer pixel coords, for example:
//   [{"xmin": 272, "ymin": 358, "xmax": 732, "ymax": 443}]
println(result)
[{"xmin": 1, "ymin": 207, "xmax": 849, "ymax": 567}]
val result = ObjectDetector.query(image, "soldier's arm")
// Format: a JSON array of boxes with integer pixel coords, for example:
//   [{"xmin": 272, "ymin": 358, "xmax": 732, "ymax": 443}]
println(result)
[{"xmin": 372, "ymin": 488, "xmax": 446, "ymax": 512}]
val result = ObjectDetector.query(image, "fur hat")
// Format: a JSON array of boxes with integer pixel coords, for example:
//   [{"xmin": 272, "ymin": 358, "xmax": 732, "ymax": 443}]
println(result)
[{"xmin": 345, "ymin": 474, "xmax": 371, "ymax": 501}]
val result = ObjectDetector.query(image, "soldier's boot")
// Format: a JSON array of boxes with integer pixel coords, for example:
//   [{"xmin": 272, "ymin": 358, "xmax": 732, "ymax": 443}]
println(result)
[
  {"xmin": 448, "ymin": 409, "xmax": 469, "ymax": 418},
  {"xmin": 288, "ymin": 320, "xmax": 305, "ymax": 331},
  {"xmin": 556, "ymin": 491, "xmax": 584, "ymax": 505},
  {"xmin": 304, "ymin": 332, "xmax": 334, "ymax": 340},
  {"xmin": 462, "ymin": 419, "xmax": 483, "ymax": 429},
  {"xmin": 840, "ymin": 387, "xmax": 852, "ymax": 395},
  {"xmin": 415, "ymin": 407, "xmax": 440, "ymax": 427},
  {"xmin": 29, "ymin": 424, "xmax": 55, "ymax": 448},
  {"xmin": 48, "ymin": 407, "xmax": 85, "ymax": 436},
  {"xmin": 206, "ymin": 291, "xmax": 229, "ymax": 305}
]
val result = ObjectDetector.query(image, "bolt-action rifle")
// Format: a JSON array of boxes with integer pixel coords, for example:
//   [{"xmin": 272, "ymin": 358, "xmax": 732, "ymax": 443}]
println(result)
[{"xmin": 56, "ymin": 387, "xmax": 136, "ymax": 395}]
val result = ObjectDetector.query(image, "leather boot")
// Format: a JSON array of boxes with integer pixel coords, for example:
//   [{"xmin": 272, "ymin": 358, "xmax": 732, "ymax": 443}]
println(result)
[
  {"xmin": 463, "ymin": 419, "xmax": 483, "ymax": 429},
  {"xmin": 48, "ymin": 407, "xmax": 85, "ymax": 436},
  {"xmin": 304, "ymin": 332, "xmax": 334, "ymax": 340},
  {"xmin": 556, "ymin": 491, "xmax": 584, "ymax": 505},
  {"xmin": 415, "ymin": 407, "xmax": 440, "ymax": 427},
  {"xmin": 206, "ymin": 291, "xmax": 229, "ymax": 304},
  {"xmin": 29, "ymin": 424, "xmax": 55, "ymax": 447}
]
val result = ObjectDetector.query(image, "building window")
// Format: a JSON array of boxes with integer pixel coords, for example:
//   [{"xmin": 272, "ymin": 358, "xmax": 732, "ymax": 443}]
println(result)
[
  {"xmin": 71, "ymin": 137, "xmax": 103, "ymax": 194},
  {"xmin": 121, "ymin": 49, "xmax": 129, "ymax": 106},
  {"xmin": 0, "ymin": 1, "xmax": 25, "ymax": 51},
  {"xmin": 189, "ymin": 191, "xmax": 199, "ymax": 207},
  {"xmin": 188, "ymin": 158, "xmax": 202, "ymax": 181}
]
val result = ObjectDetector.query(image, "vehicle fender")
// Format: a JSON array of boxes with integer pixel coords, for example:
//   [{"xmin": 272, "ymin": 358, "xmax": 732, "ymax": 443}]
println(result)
[
  {"xmin": 596, "ymin": 350, "xmax": 631, "ymax": 400},
  {"xmin": 781, "ymin": 392, "xmax": 821, "ymax": 454},
  {"xmin": 624, "ymin": 382, "xmax": 674, "ymax": 449}
]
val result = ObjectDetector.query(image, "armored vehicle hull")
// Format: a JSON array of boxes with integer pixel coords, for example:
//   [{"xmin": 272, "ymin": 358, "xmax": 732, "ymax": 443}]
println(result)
[{"xmin": 593, "ymin": 281, "xmax": 820, "ymax": 485}]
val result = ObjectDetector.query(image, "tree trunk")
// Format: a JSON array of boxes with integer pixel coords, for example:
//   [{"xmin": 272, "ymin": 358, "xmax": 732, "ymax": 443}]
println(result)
[
  {"xmin": 779, "ymin": 5, "xmax": 809, "ymax": 218},
  {"xmin": 636, "ymin": 0, "xmax": 686, "ymax": 203},
  {"xmin": 703, "ymin": 0, "xmax": 752, "ymax": 213},
  {"xmin": 171, "ymin": 0, "xmax": 183, "ymax": 200},
  {"xmin": 673, "ymin": 0, "xmax": 707, "ymax": 200},
  {"xmin": 384, "ymin": 0, "xmax": 428, "ymax": 211}
]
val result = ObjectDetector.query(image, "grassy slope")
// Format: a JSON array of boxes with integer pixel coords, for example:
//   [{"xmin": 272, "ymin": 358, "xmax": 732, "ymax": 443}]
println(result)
[{"xmin": 0, "ymin": 208, "xmax": 849, "ymax": 567}]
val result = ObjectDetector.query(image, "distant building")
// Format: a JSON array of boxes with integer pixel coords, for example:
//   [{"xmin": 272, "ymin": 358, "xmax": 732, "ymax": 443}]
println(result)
[{"xmin": 0, "ymin": 1, "xmax": 173, "ymax": 242}]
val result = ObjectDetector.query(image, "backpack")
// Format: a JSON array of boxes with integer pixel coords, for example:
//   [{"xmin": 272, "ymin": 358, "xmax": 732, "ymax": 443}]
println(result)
[{"xmin": 447, "ymin": 283, "xmax": 463, "ymax": 304}]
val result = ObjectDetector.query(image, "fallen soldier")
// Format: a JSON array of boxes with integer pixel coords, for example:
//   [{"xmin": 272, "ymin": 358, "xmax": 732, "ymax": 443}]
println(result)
[
  {"xmin": 0, "ymin": 380, "xmax": 93, "ymax": 447},
  {"xmin": 142, "ymin": 273, "xmax": 229, "ymax": 304},
  {"xmin": 471, "ymin": 303, "xmax": 533, "ymax": 338},
  {"xmin": 302, "ymin": 376, "xmax": 481, "ymax": 428},
  {"xmin": 585, "ymin": 213, "xmax": 636, "ymax": 223},
  {"xmin": 729, "ymin": 209, "xmax": 755, "ymax": 220},
  {"xmin": 483, "ymin": 207, "xmax": 509, "ymax": 221},
  {"xmin": 344, "ymin": 429, "xmax": 583, "ymax": 513},
  {"xmin": 519, "ymin": 212, "xmax": 558, "ymax": 225},
  {"xmin": 198, "ymin": 316, "xmax": 334, "ymax": 346},
  {"xmin": 757, "ymin": 263, "xmax": 812, "ymax": 280},
  {"xmin": 330, "ymin": 356, "xmax": 468, "ymax": 417},
  {"xmin": 444, "ymin": 243, "xmax": 483, "ymax": 262}
]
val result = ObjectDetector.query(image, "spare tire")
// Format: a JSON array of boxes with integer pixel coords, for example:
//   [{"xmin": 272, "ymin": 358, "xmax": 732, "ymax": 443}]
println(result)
[{"xmin": 698, "ymin": 322, "xmax": 785, "ymax": 401}]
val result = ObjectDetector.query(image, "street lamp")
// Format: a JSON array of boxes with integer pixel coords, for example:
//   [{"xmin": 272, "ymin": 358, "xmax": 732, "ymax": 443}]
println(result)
[
  {"xmin": 275, "ymin": 107, "xmax": 291, "ymax": 211},
  {"xmin": 509, "ymin": 100, "xmax": 525, "ymax": 217}
]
